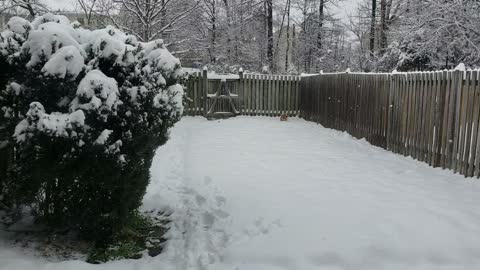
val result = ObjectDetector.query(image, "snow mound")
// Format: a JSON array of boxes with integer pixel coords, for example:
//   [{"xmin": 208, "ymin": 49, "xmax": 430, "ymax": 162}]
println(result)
[
  {"xmin": 23, "ymin": 22, "xmax": 85, "ymax": 67},
  {"xmin": 72, "ymin": 70, "xmax": 120, "ymax": 112},
  {"xmin": 87, "ymin": 28, "xmax": 127, "ymax": 61},
  {"xmin": 31, "ymin": 13, "xmax": 71, "ymax": 30},
  {"xmin": 42, "ymin": 45, "xmax": 84, "ymax": 79},
  {"xmin": 146, "ymin": 47, "xmax": 181, "ymax": 77},
  {"xmin": 454, "ymin": 63, "xmax": 466, "ymax": 71},
  {"xmin": 14, "ymin": 102, "xmax": 85, "ymax": 143},
  {"xmin": 6, "ymin": 17, "xmax": 31, "ymax": 35},
  {"xmin": 95, "ymin": 129, "xmax": 113, "ymax": 145}
]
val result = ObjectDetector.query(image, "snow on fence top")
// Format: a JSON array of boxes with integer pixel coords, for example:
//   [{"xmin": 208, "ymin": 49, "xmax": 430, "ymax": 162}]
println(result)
[
  {"xmin": 299, "ymin": 65, "xmax": 480, "ymax": 78},
  {"xmin": 207, "ymin": 73, "xmax": 240, "ymax": 80}
]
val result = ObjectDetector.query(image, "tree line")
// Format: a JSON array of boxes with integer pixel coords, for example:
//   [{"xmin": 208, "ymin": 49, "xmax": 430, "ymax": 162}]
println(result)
[{"xmin": 1, "ymin": 0, "xmax": 480, "ymax": 73}]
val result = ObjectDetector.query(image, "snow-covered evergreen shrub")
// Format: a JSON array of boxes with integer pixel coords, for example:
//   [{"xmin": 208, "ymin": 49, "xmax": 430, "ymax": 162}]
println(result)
[{"xmin": 0, "ymin": 14, "xmax": 184, "ymax": 244}]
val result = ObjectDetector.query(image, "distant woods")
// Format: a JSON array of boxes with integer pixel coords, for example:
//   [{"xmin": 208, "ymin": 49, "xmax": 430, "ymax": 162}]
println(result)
[
  {"xmin": 1, "ymin": 0, "xmax": 480, "ymax": 73},
  {"xmin": 351, "ymin": 0, "xmax": 480, "ymax": 72}
]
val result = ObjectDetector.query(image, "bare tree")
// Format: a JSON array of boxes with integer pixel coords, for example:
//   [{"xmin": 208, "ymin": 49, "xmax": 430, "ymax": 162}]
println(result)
[
  {"xmin": 369, "ymin": 0, "xmax": 376, "ymax": 54},
  {"xmin": 76, "ymin": 0, "xmax": 98, "ymax": 26},
  {"xmin": 203, "ymin": 0, "xmax": 218, "ymax": 63},
  {"xmin": 317, "ymin": 0, "xmax": 324, "ymax": 50},
  {"xmin": 0, "ymin": 0, "xmax": 48, "ymax": 17},
  {"xmin": 290, "ymin": 0, "xmax": 346, "ymax": 73},
  {"xmin": 97, "ymin": 0, "xmax": 201, "ymax": 42},
  {"xmin": 379, "ymin": 0, "xmax": 386, "ymax": 51},
  {"xmin": 266, "ymin": 0, "xmax": 273, "ymax": 70},
  {"xmin": 284, "ymin": 0, "xmax": 291, "ymax": 72}
]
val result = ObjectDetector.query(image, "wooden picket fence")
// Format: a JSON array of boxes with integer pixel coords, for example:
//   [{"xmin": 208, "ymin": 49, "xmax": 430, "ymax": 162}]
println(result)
[
  {"xmin": 300, "ymin": 70, "xmax": 480, "ymax": 178},
  {"xmin": 183, "ymin": 70, "xmax": 301, "ymax": 117}
]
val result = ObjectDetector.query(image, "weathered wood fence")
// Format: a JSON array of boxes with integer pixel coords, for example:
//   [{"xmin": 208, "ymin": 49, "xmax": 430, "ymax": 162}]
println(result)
[
  {"xmin": 183, "ymin": 70, "xmax": 301, "ymax": 117},
  {"xmin": 300, "ymin": 70, "xmax": 480, "ymax": 178}
]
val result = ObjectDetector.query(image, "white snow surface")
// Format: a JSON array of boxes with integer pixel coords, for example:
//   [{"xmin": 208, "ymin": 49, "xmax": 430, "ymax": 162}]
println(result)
[
  {"xmin": 455, "ymin": 63, "xmax": 466, "ymax": 71},
  {"xmin": 31, "ymin": 13, "xmax": 71, "ymax": 30},
  {"xmin": 23, "ymin": 22, "xmax": 85, "ymax": 67},
  {"xmin": 6, "ymin": 17, "xmax": 30, "ymax": 35},
  {"xmin": 72, "ymin": 70, "xmax": 120, "ymax": 112},
  {"xmin": 13, "ymin": 103, "xmax": 85, "ymax": 143},
  {"xmin": 42, "ymin": 45, "xmax": 84, "ymax": 79},
  {"xmin": 95, "ymin": 129, "xmax": 113, "ymax": 145},
  {"xmin": 87, "ymin": 27, "xmax": 128, "ymax": 61},
  {"xmin": 2, "ymin": 117, "xmax": 480, "ymax": 270},
  {"xmin": 146, "ymin": 47, "xmax": 180, "ymax": 76},
  {"xmin": 207, "ymin": 73, "xmax": 240, "ymax": 80}
]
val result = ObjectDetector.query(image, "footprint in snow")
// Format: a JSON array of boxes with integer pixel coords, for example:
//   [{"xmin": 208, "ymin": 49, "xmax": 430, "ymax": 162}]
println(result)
[{"xmin": 242, "ymin": 217, "xmax": 283, "ymax": 238}]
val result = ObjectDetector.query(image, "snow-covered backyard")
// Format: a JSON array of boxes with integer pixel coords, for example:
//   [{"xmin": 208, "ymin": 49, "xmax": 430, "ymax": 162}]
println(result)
[{"xmin": 2, "ymin": 116, "xmax": 480, "ymax": 270}]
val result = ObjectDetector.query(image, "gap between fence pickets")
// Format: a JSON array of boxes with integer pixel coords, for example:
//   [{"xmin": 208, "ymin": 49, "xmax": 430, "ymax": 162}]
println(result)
[{"xmin": 299, "ymin": 65, "xmax": 480, "ymax": 179}]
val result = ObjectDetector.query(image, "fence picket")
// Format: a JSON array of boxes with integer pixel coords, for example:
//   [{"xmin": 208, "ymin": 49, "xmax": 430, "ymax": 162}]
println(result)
[
  {"xmin": 473, "ymin": 71, "xmax": 480, "ymax": 177},
  {"xmin": 463, "ymin": 71, "xmax": 475, "ymax": 175}
]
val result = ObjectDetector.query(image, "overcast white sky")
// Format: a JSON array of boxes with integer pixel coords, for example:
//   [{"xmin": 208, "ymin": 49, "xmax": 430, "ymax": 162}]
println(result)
[
  {"xmin": 42, "ymin": 0, "xmax": 76, "ymax": 12},
  {"xmin": 332, "ymin": 0, "xmax": 362, "ymax": 23},
  {"xmin": 44, "ymin": 0, "xmax": 361, "ymax": 24}
]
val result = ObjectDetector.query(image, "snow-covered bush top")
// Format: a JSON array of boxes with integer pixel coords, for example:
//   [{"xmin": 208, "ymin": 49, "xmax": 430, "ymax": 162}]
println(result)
[
  {"xmin": 0, "ymin": 13, "xmax": 184, "ymax": 164},
  {"xmin": 14, "ymin": 102, "xmax": 86, "ymax": 143},
  {"xmin": 72, "ymin": 70, "xmax": 121, "ymax": 112},
  {"xmin": 42, "ymin": 45, "xmax": 84, "ymax": 79},
  {"xmin": 7, "ymin": 16, "xmax": 31, "ymax": 35}
]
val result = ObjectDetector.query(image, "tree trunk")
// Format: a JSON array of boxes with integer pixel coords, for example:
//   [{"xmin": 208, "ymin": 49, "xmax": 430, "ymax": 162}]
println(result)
[
  {"xmin": 223, "ymin": 0, "xmax": 232, "ymax": 61},
  {"xmin": 160, "ymin": 0, "xmax": 167, "ymax": 39},
  {"xmin": 266, "ymin": 0, "xmax": 274, "ymax": 71},
  {"xmin": 275, "ymin": 1, "xmax": 288, "ymax": 71},
  {"xmin": 317, "ymin": 0, "xmax": 324, "ymax": 50},
  {"xmin": 211, "ymin": 0, "xmax": 217, "ymax": 63},
  {"xmin": 370, "ymin": 0, "xmax": 377, "ymax": 54},
  {"xmin": 285, "ymin": 0, "xmax": 291, "ymax": 72},
  {"xmin": 143, "ymin": 0, "xmax": 152, "ymax": 41},
  {"xmin": 380, "ymin": 0, "xmax": 387, "ymax": 52},
  {"xmin": 301, "ymin": 0, "xmax": 309, "ymax": 73},
  {"xmin": 23, "ymin": 2, "xmax": 36, "ymax": 19}
]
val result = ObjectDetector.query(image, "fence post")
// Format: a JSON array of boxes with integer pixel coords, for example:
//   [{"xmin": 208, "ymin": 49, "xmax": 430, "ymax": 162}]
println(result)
[
  {"xmin": 299, "ymin": 76, "xmax": 304, "ymax": 118},
  {"xmin": 386, "ymin": 73, "xmax": 394, "ymax": 151},
  {"xmin": 202, "ymin": 67, "xmax": 208, "ymax": 117},
  {"xmin": 238, "ymin": 68, "xmax": 244, "ymax": 115}
]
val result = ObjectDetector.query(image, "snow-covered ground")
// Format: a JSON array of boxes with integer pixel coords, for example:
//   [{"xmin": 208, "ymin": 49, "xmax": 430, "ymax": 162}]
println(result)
[{"xmin": 2, "ymin": 117, "xmax": 480, "ymax": 270}]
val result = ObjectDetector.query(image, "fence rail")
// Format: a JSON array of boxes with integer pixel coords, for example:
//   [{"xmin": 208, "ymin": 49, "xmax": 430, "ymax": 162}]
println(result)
[
  {"xmin": 300, "ymin": 70, "xmax": 480, "ymax": 178},
  {"xmin": 183, "ymin": 70, "xmax": 301, "ymax": 117}
]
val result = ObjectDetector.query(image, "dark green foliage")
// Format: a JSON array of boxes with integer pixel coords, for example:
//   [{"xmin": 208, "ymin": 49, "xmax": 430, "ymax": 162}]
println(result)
[
  {"xmin": 0, "ymin": 15, "xmax": 183, "ymax": 247},
  {"xmin": 86, "ymin": 211, "xmax": 169, "ymax": 263}
]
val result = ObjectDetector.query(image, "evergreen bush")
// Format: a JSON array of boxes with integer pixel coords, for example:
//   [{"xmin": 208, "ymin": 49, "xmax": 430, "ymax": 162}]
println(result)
[{"xmin": 0, "ymin": 14, "xmax": 184, "ymax": 245}]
